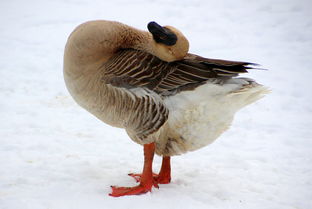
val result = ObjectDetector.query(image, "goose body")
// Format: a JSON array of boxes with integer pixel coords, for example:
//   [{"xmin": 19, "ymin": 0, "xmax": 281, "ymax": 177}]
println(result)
[{"xmin": 63, "ymin": 20, "xmax": 268, "ymax": 196}]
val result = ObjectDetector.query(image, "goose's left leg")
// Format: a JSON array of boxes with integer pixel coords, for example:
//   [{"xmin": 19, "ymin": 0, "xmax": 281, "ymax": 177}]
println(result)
[
  {"xmin": 156, "ymin": 156, "xmax": 171, "ymax": 184},
  {"xmin": 109, "ymin": 142, "xmax": 158, "ymax": 197}
]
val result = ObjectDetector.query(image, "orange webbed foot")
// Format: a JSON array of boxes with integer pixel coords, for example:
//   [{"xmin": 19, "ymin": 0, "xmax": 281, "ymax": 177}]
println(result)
[
  {"xmin": 109, "ymin": 184, "xmax": 154, "ymax": 197},
  {"xmin": 156, "ymin": 173, "xmax": 171, "ymax": 184},
  {"xmin": 128, "ymin": 173, "xmax": 160, "ymax": 187},
  {"xmin": 109, "ymin": 143, "xmax": 158, "ymax": 197}
]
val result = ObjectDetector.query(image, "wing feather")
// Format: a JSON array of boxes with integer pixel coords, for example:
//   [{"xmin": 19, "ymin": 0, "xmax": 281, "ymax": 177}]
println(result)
[{"xmin": 103, "ymin": 49, "xmax": 256, "ymax": 95}]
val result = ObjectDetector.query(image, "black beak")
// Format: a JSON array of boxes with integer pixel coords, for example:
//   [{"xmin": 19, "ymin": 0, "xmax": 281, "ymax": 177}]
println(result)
[{"xmin": 147, "ymin": 21, "xmax": 177, "ymax": 46}]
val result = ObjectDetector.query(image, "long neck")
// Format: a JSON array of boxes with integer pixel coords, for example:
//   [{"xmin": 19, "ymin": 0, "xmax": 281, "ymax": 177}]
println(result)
[{"xmin": 64, "ymin": 20, "xmax": 153, "ymax": 72}]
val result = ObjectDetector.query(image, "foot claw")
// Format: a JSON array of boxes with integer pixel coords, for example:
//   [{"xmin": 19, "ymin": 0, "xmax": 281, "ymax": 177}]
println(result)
[{"xmin": 128, "ymin": 173, "xmax": 142, "ymax": 182}]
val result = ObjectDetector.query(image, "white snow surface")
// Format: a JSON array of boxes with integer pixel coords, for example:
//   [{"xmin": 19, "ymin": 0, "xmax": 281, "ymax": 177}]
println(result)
[{"xmin": 1, "ymin": 0, "xmax": 311, "ymax": 208}]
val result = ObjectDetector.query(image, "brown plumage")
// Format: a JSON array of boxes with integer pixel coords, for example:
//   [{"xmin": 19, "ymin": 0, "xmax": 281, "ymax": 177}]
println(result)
[
  {"xmin": 63, "ymin": 20, "xmax": 268, "ymax": 197},
  {"xmin": 102, "ymin": 49, "xmax": 256, "ymax": 96}
]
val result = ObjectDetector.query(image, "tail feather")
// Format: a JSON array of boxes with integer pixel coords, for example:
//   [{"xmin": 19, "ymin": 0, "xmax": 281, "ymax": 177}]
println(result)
[{"xmin": 180, "ymin": 53, "xmax": 258, "ymax": 76}]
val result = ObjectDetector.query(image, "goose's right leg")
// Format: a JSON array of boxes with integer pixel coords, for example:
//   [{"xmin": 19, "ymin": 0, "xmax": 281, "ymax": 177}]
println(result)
[{"xmin": 109, "ymin": 142, "xmax": 158, "ymax": 197}]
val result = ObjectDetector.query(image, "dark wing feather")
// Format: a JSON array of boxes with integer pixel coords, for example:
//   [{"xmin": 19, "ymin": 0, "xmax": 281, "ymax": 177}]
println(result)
[{"xmin": 103, "ymin": 49, "xmax": 256, "ymax": 96}]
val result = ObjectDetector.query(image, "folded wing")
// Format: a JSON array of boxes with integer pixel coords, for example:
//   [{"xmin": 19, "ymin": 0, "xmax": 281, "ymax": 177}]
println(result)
[{"xmin": 103, "ymin": 49, "xmax": 256, "ymax": 97}]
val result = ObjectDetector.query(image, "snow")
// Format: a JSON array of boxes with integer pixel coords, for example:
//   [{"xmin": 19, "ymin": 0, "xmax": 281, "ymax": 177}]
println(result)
[{"xmin": 0, "ymin": 0, "xmax": 311, "ymax": 208}]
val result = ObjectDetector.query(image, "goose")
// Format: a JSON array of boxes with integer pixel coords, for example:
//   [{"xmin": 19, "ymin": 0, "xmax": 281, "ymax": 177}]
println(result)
[{"xmin": 63, "ymin": 20, "xmax": 269, "ymax": 197}]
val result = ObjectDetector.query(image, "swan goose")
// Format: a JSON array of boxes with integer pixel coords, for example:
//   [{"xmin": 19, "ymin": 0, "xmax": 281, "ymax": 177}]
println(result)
[{"xmin": 63, "ymin": 20, "xmax": 269, "ymax": 197}]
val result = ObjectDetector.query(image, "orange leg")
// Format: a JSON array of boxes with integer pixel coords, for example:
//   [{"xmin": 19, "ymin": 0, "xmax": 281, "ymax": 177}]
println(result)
[
  {"xmin": 129, "ymin": 156, "xmax": 171, "ymax": 184},
  {"xmin": 109, "ymin": 143, "xmax": 158, "ymax": 197},
  {"xmin": 157, "ymin": 156, "xmax": 171, "ymax": 184}
]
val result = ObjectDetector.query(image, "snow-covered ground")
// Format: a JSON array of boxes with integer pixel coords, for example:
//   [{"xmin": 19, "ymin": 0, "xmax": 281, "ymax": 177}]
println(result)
[{"xmin": 1, "ymin": 0, "xmax": 311, "ymax": 208}]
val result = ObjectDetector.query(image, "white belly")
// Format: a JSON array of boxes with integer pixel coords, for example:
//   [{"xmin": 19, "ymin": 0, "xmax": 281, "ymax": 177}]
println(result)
[{"xmin": 157, "ymin": 78, "xmax": 269, "ymax": 156}]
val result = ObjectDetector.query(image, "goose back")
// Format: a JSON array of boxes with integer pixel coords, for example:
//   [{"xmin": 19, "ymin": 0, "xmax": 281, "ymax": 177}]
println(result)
[{"xmin": 102, "ymin": 48, "xmax": 256, "ymax": 96}]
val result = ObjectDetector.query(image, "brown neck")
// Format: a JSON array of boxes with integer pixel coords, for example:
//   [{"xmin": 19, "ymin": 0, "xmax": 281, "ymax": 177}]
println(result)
[{"xmin": 64, "ymin": 20, "xmax": 153, "ymax": 71}]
